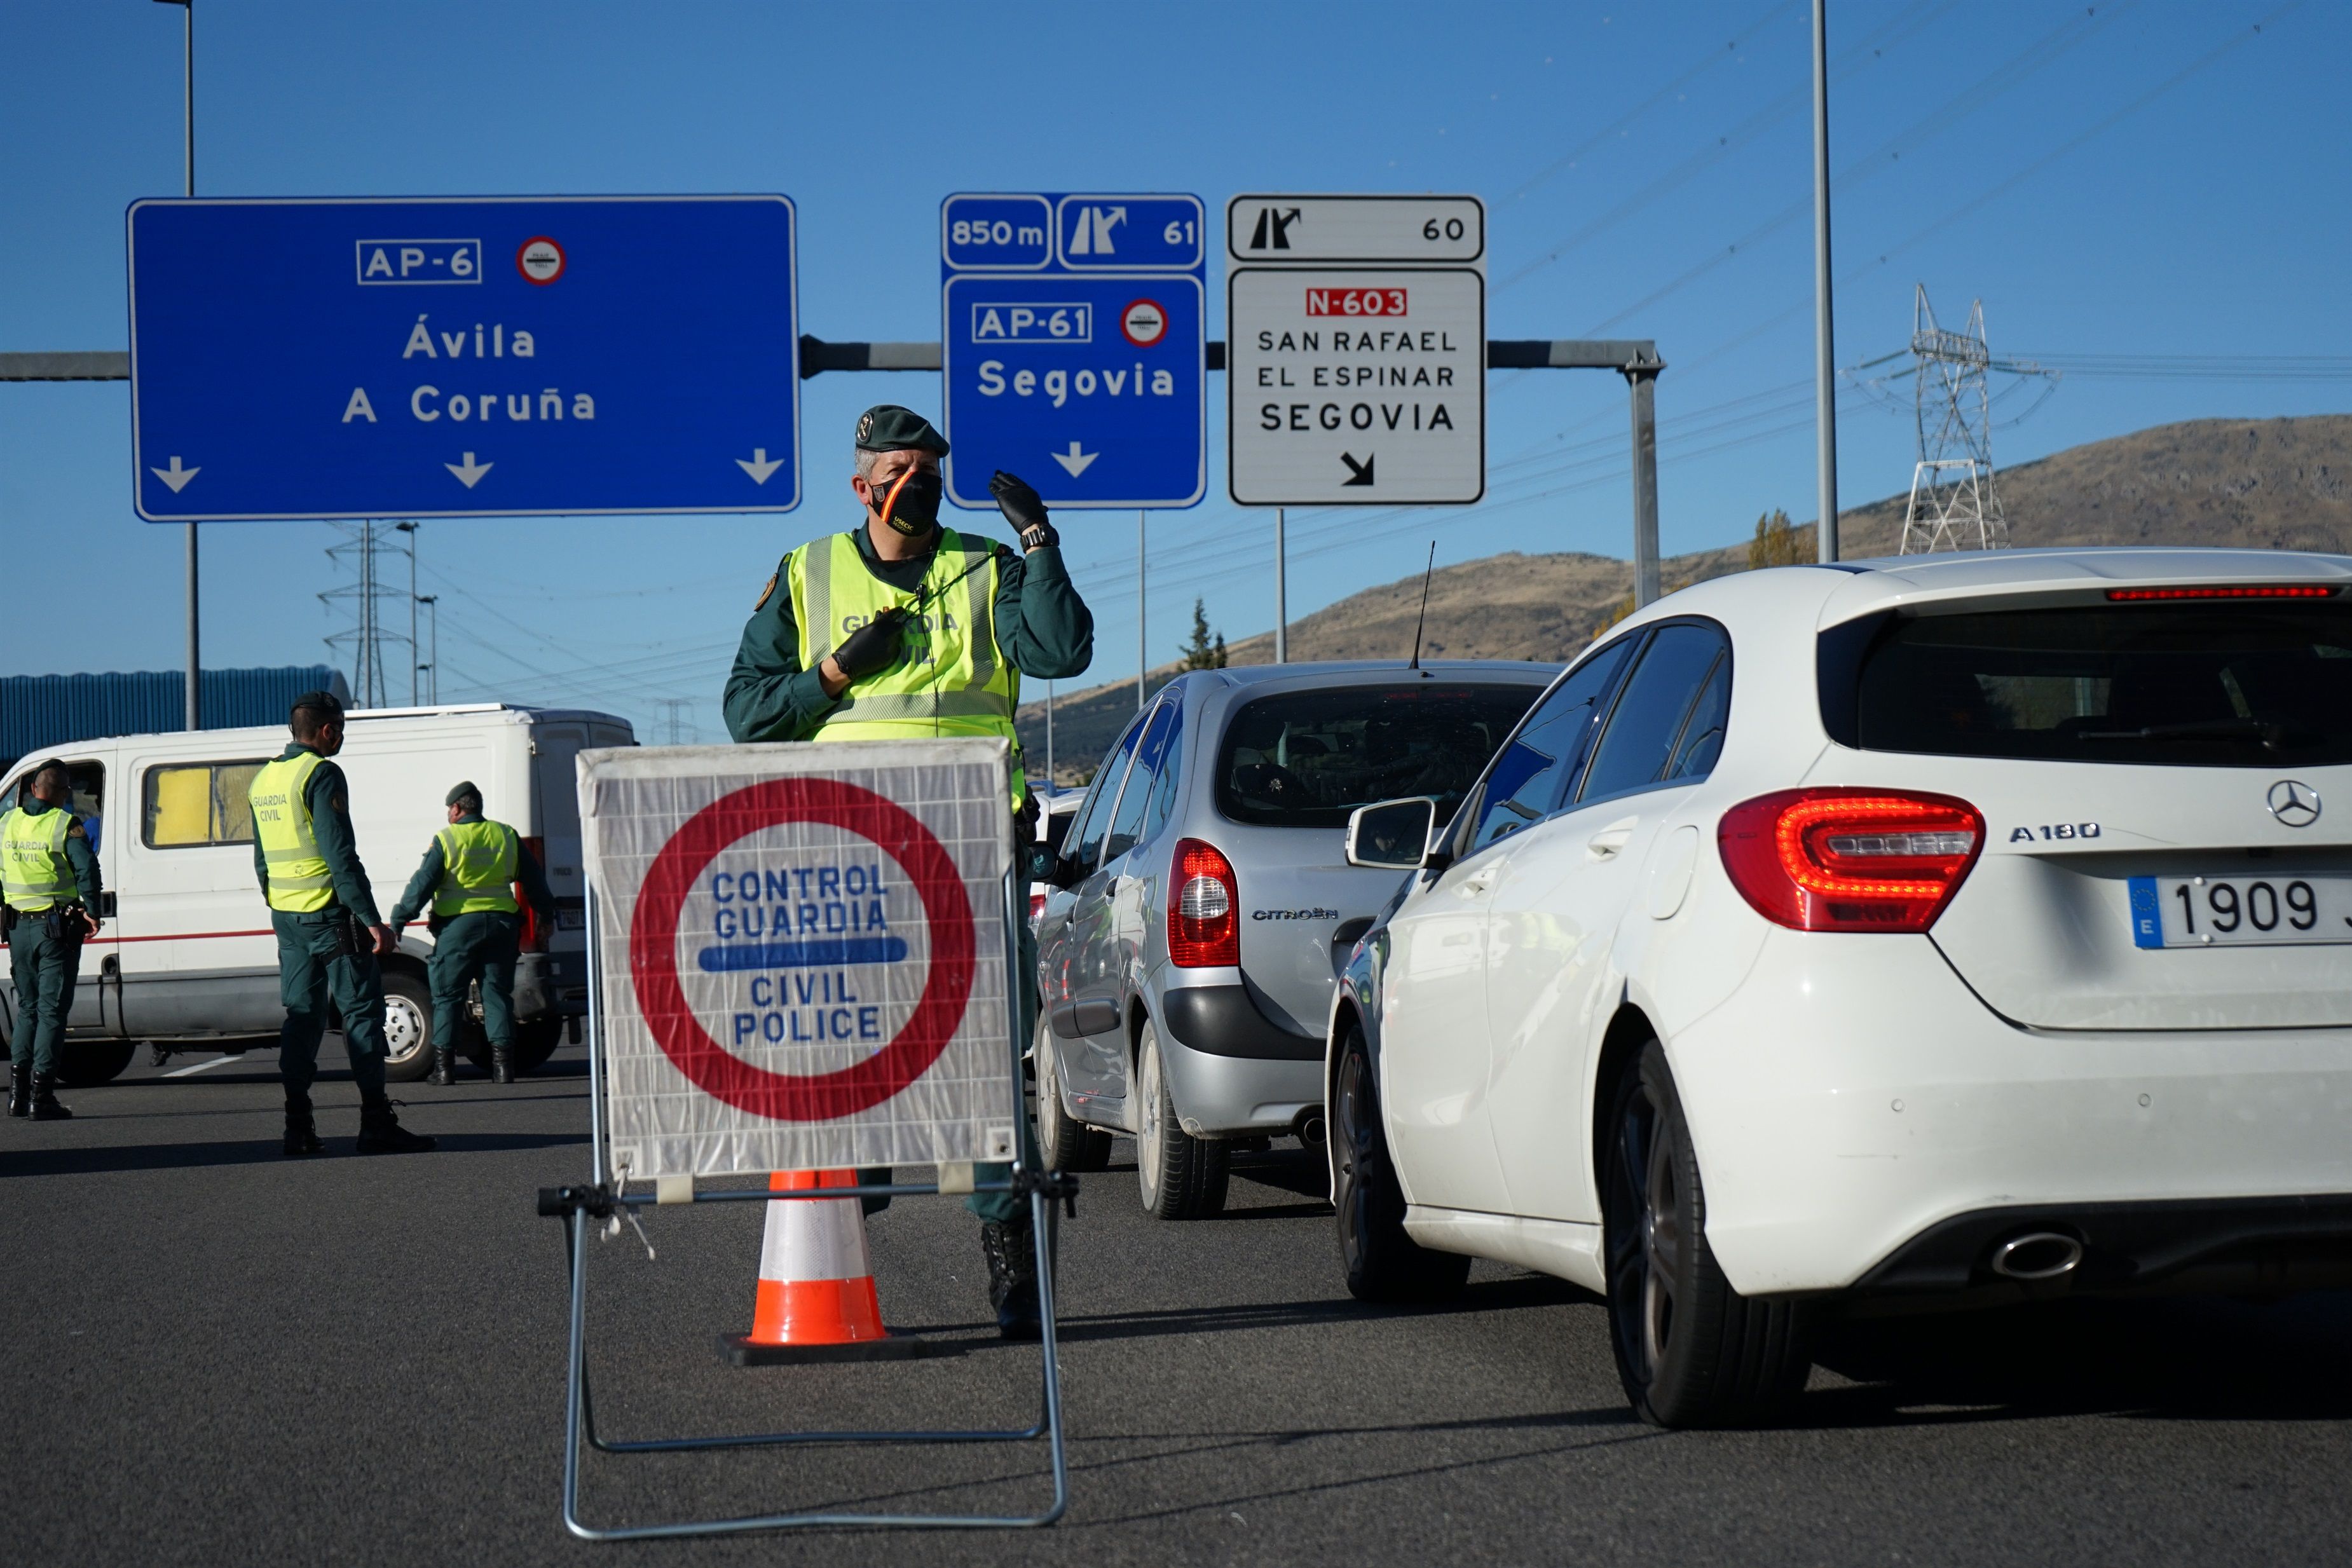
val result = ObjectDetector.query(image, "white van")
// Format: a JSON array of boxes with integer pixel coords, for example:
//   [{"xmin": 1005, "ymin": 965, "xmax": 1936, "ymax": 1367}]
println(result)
[{"xmin": 0, "ymin": 704, "xmax": 634, "ymax": 1086}]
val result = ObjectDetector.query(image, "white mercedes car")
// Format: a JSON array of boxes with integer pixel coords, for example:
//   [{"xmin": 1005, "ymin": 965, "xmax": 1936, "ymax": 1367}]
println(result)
[{"xmin": 1323, "ymin": 548, "xmax": 2352, "ymax": 1427}]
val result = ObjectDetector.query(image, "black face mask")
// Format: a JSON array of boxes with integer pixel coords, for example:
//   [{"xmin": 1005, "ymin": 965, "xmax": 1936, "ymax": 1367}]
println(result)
[{"xmin": 868, "ymin": 468, "xmax": 943, "ymax": 536}]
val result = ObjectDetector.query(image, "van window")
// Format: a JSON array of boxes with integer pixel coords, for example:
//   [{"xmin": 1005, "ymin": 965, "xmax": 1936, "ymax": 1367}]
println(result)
[
  {"xmin": 13, "ymin": 761, "xmax": 106, "ymax": 853},
  {"xmin": 144, "ymin": 760, "xmax": 270, "ymax": 849},
  {"xmin": 1217, "ymin": 683, "xmax": 1542, "ymax": 830}
]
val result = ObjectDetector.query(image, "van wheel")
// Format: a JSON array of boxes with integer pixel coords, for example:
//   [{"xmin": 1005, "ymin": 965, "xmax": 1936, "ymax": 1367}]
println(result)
[
  {"xmin": 1036, "ymin": 1019, "xmax": 1111, "ymax": 1173},
  {"xmin": 1602, "ymin": 1038, "xmax": 1815, "ymax": 1428},
  {"xmin": 55, "ymin": 1039, "xmax": 137, "ymax": 1087},
  {"xmin": 380, "ymin": 970, "xmax": 435, "ymax": 1082},
  {"xmin": 1333, "ymin": 1022, "xmax": 1469, "ymax": 1302},
  {"xmin": 1135, "ymin": 1021, "xmax": 1227, "ymax": 1219}
]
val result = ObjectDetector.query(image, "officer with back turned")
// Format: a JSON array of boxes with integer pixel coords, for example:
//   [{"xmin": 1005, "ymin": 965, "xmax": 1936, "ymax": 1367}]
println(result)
[
  {"xmin": 386, "ymin": 780, "xmax": 557, "ymax": 1086},
  {"xmin": 4, "ymin": 758, "xmax": 102, "ymax": 1121},
  {"xmin": 249, "ymin": 690, "xmax": 435, "ymax": 1157},
  {"xmin": 723, "ymin": 405, "xmax": 1093, "ymax": 1339}
]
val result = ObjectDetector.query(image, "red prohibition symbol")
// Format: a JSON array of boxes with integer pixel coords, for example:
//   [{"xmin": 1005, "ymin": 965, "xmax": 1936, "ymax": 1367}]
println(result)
[{"xmin": 629, "ymin": 777, "xmax": 976, "ymax": 1121}]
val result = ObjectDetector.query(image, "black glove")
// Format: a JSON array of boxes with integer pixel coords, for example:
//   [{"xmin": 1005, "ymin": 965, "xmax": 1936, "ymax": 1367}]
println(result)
[
  {"xmin": 829, "ymin": 608, "xmax": 906, "ymax": 680},
  {"xmin": 990, "ymin": 470, "xmax": 1058, "ymax": 550}
]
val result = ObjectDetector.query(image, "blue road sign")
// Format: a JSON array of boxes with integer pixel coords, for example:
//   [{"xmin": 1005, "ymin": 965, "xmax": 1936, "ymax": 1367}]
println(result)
[
  {"xmin": 940, "ymin": 192, "xmax": 1205, "ymax": 511},
  {"xmin": 126, "ymin": 196, "xmax": 800, "ymax": 521}
]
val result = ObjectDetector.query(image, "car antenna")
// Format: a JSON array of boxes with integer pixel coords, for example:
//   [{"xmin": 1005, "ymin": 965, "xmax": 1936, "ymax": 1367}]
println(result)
[{"xmin": 1407, "ymin": 542, "xmax": 1436, "ymax": 674}]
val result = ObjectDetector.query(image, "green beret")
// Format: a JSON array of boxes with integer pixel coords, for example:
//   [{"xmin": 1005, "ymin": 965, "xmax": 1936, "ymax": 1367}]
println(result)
[
  {"xmin": 446, "ymin": 780, "xmax": 482, "ymax": 808},
  {"xmin": 854, "ymin": 404, "xmax": 950, "ymax": 456}
]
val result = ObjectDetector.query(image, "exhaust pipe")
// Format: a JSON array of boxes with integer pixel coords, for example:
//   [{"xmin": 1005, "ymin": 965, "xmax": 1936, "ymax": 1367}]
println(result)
[
  {"xmin": 1990, "ymin": 1231, "xmax": 2082, "ymax": 1281},
  {"xmin": 1292, "ymin": 1107, "xmax": 1327, "ymax": 1149}
]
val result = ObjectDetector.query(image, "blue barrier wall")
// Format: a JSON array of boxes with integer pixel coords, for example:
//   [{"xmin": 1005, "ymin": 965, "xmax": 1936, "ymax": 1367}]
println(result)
[{"xmin": 1, "ymin": 666, "xmax": 350, "ymax": 767}]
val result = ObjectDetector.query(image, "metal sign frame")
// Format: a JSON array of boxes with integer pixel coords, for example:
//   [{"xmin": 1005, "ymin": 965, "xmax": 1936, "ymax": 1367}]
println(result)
[{"xmin": 545, "ymin": 864, "xmax": 1069, "ymax": 1538}]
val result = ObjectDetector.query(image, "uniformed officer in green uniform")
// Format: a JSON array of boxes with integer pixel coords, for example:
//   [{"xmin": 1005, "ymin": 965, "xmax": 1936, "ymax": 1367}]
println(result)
[
  {"xmin": 4, "ymin": 758, "xmax": 102, "ymax": 1121},
  {"xmin": 249, "ymin": 691, "xmax": 435, "ymax": 1157},
  {"xmin": 386, "ymin": 781, "xmax": 557, "ymax": 1087},
  {"xmin": 724, "ymin": 405, "xmax": 1092, "ymax": 1339}
]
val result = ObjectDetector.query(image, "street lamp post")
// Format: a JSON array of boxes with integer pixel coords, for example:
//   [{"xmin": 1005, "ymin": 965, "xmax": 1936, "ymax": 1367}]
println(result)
[{"xmin": 155, "ymin": 0, "xmax": 199, "ymax": 726}]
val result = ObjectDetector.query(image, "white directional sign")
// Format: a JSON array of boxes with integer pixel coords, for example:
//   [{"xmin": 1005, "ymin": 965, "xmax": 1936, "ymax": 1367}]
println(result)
[
  {"xmin": 1226, "ymin": 194, "xmax": 1486, "ymax": 506},
  {"xmin": 581, "ymin": 739, "xmax": 1019, "ymax": 1180}
]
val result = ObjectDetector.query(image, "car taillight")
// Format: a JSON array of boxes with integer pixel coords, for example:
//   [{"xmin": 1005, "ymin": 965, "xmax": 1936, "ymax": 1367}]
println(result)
[
  {"xmin": 1168, "ymin": 837, "xmax": 1239, "ymax": 967},
  {"xmin": 519, "ymin": 836, "xmax": 546, "ymax": 949},
  {"xmin": 1718, "ymin": 789, "xmax": 1983, "ymax": 933},
  {"xmin": 1028, "ymin": 891, "xmax": 1046, "ymax": 925}
]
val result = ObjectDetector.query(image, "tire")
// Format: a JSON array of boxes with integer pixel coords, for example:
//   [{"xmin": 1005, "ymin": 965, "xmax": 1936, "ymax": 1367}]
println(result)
[
  {"xmin": 55, "ymin": 1038, "xmax": 137, "ymax": 1087},
  {"xmin": 379, "ymin": 969, "xmax": 435, "ymax": 1082},
  {"xmin": 1135, "ymin": 1020, "xmax": 1227, "ymax": 1220},
  {"xmin": 1036, "ymin": 1018, "xmax": 1111, "ymax": 1173},
  {"xmin": 1601, "ymin": 1038, "xmax": 1815, "ymax": 1428},
  {"xmin": 1332, "ymin": 1022, "xmax": 1470, "ymax": 1302}
]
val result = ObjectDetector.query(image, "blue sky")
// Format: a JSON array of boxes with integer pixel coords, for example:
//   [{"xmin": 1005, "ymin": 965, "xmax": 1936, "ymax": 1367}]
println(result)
[{"xmin": 4, "ymin": 0, "xmax": 2346, "ymax": 740}]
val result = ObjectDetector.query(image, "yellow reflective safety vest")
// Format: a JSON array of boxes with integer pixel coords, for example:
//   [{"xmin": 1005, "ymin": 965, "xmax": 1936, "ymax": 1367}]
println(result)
[
  {"xmin": 249, "ymin": 751, "xmax": 336, "ymax": 913},
  {"xmin": 787, "ymin": 527, "xmax": 1027, "ymax": 805},
  {"xmin": 433, "ymin": 817, "xmax": 521, "ymax": 917},
  {"xmin": 0, "ymin": 806, "xmax": 76, "ymax": 913}
]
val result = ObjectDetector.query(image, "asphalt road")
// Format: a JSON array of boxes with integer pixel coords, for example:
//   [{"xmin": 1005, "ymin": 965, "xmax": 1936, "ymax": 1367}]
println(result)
[{"xmin": 5, "ymin": 1044, "xmax": 2348, "ymax": 1567}]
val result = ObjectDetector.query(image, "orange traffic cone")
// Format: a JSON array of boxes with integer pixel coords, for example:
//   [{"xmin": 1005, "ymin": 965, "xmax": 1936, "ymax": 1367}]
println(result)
[{"xmin": 722, "ymin": 1170, "xmax": 929, "ymax": 1366}]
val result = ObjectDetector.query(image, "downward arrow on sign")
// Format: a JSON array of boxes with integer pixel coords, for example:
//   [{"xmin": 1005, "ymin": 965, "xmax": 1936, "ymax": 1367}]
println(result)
[
  {"xmin": 1050, "ymin": 441, "xmax": 1099, "ymax": 477},
  {"xmin": 149, "ymin": 455, "xmax": 200, "ymax": 493},
  {"xmin": 445, "ymin": 452, "xmax": 493, "ymax": 488},
  {"xmin": 736, "ymin": 447, "xmax": 784, "ymax": 484}
]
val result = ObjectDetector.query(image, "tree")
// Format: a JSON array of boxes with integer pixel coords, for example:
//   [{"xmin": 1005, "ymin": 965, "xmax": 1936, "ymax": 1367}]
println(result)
[
  {"xmin": 1177, "ymin": 598, "xmax": 1228, "ymax": 670},
  {"xmin": 1747, "ymin": 508, "xmax": 1810, "ymax": 569}
]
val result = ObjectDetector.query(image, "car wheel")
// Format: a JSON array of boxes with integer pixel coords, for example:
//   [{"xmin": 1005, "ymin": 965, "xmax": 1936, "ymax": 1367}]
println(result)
[
  {"xmin": 54, "ymin": 1039, "xmax": 137, "ymax": 1087},
  {"xmin": 1602, "ymin": 1038, "xmax": 1814, "ymax": 1428},
  {"xmin": 1036, "ymin": 1019, "xmax": 1111, "ymax": 1173},
  {"xmin": 1135, "ymin": 1020, "xmax": 1227, "ymax": 1220},
  {"xmin": 1332, "ymin": 1021, "xmax": 1470, "ymax": 1302},
  {"xmin": 379, "ymin": 969, "xmax": 435, "ymax": 1082}
]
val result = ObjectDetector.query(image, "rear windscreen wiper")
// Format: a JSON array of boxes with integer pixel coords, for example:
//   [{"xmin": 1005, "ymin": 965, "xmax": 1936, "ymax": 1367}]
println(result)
[{"xmin": 2075, "ymin": 718, "xmax": 2285, "ymax": 750}]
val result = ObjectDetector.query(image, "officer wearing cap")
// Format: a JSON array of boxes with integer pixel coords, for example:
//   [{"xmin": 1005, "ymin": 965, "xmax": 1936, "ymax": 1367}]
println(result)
[
  {"xmin": 248, "ymin": 690, "xmax": 434, "ymax": 1157},
  {"xmin": 386, "ymin": 781, "xmax": 558, "ymax": 1087},
  {"xmin": 724, "ymin": 405, "xmax": 1092, "ymax": 1339},
  {"xmin": 4, "ymin": 758, "xmax": 102, "ymax": 1121}
]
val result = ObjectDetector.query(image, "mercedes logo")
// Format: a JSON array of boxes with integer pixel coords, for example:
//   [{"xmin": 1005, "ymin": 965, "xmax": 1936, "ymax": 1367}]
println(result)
[{"xmin": 2267, "ymin": 779, "xmax": 2321, "ymax": 828}]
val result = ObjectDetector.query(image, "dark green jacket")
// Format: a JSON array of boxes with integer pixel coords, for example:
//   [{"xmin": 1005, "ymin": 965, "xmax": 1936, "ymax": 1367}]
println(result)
[
  {"xmin": 386, "ymin": 814, "xmax": 558, "ymax": 929},
  {"xmin": 250, "ymin": 742, "xmax": 383, "ymax": 926},
  {"xmin": 11, "ymin": 797, "xmax": 102, "ymax": 909},
  {"xmin": 723, "ymin": 522, "xmax": 1093, "ymax": 745}
]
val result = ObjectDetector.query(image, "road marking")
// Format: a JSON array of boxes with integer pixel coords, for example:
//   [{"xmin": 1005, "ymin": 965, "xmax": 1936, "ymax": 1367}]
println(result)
[{"xmin": 163, "ymin": 1053, "xmax": 249, "ymax": 1078}]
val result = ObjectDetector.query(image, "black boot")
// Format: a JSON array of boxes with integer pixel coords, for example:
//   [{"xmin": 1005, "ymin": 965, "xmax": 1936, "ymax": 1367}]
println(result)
[
  {"xmin": 490, "ymin": 1044, "xmax": 513, "ymax": 1086},
  {"xmin": 355, "ymin": 1098, "xmax": 435, "ymax": 1155},
  {"xmin": 427, "ymin": 1047, "xmax": 456, "ymax": 1087},
  {"xmin": 981, "ymin": 1217, "xmax": 1042, "ymax": 1341},
  {"xmin": 29, "ymin": 1072, "xmax": 72, "ymax": 1122},
  {"xmin": 283, "ymin": 1097, "xmax": 323, "ymax": 1157},
  {"xmin": 7, "ymin": 1064, "xmax": 29, "ymax": 1119}
]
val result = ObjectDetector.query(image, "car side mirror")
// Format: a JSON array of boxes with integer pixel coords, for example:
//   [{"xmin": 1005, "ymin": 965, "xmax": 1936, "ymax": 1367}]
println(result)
[{"xmin": 1345, "ymin": 797, "xmax": 1438, "ymax": 870}]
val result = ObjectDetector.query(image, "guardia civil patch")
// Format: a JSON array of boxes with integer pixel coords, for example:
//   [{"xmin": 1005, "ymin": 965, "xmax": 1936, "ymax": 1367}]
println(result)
[{"xmin": 753, "ymin": 571, "xmax": 778, "ymax": 611}]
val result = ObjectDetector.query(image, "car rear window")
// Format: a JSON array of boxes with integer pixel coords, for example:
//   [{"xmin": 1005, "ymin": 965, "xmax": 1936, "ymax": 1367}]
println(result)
[
  {"xmin": 1216, "ymin": 683, "xmax": 1543, "ymax": 829},
  {"xmin": 1830, "ymin": 600, "xmax": 2352, "ymax": 767}
]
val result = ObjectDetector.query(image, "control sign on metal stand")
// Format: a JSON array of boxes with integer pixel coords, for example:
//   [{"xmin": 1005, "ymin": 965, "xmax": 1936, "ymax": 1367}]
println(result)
[
  {"xmin": 1226, "ymin": 194, "xmax": 1486, "ymax": 505},
  {"xmin": 581, "ymin": 739, "xmax": 1016, "ymax": 1178},
  {"xmin": 127, "ymin": 196, "xmax": 800, "ymax": 520},
  {"xmin": 941, "ymin": 192, "xmax": 1206, "ymax": 510}
]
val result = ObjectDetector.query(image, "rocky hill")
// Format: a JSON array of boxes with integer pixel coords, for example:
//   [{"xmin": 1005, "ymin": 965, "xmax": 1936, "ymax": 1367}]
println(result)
[{"xmin": 1016, "ymin": 414, "xmax": 2350, "ymax": 781}]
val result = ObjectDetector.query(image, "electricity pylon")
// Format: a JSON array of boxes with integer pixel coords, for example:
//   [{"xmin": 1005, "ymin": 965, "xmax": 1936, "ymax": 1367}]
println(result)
[{"xmin": 1899, "ymin": 287, "xmax": 2019, "ymax": 555}]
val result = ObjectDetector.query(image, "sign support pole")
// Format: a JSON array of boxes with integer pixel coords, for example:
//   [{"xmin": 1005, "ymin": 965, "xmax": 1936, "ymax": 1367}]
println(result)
[
  {"xmin": 1137, "ymin": 510, "xmax": 1147, "ymax": 710},
  {"xmin": 175, "ymin": 0, "xmax": 200, "ymax": 730},
  {"xmin": 1627, "ymin": 365, "xmax": 1662, "ymax": 607},
  {"xmin": 1273, "ymin": 509, "xmax": 1287, "ymax": 663},
  {"xmin": 1812, "ymin": 0, "xmax": 1841, "ymax": 563}
]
